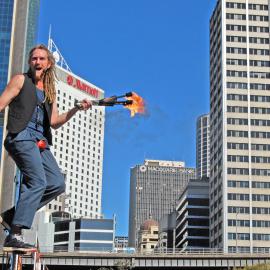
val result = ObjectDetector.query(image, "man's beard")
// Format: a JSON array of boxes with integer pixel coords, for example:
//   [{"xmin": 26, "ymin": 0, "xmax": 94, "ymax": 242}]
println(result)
[{"xmin": 29, "ymin": 66, "xmax": 47, "ymax": 81}]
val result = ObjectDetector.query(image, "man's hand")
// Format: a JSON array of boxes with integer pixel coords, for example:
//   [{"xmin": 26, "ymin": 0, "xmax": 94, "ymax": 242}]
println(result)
[{"xmin": 77, "ymin": 99, "xmax": 92, "ymax": 111}]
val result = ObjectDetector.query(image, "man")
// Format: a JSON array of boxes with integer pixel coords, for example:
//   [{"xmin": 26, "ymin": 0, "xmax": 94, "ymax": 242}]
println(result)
[{"xmin": 0, "ymin": 44, "xmax": 91, "ymax": 248}]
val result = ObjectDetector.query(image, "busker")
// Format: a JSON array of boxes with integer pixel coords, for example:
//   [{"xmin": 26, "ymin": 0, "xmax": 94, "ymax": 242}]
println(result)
[{"xmin": 0, "ymin": 44, "xmax": 92, "ymax": 248}]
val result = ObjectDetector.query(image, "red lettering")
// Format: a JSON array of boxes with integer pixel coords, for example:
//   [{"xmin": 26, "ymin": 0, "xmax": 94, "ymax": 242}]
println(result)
[
  {"xmin": 67, "ymin": 75, "xmax": 100, "ymax": 98},
  {"xmin": 67, "ymin": 75, "xmax": 73, "ymax": 85}
]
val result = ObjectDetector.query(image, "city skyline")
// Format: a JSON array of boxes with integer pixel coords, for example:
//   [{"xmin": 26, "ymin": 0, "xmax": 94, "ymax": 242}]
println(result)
[{"xmin": 37, "ymin": 0, "xmax": 217, "ymax": 236}]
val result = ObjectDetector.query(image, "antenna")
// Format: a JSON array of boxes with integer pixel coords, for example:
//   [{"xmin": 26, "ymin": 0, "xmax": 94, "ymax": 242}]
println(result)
[
  {"xmin": 47, "ymin": 28, "xmax": 72, "ymax": 72},
  {"xmin": 48, "ymin": 24, "xmax": 52, "ymax": 49}
]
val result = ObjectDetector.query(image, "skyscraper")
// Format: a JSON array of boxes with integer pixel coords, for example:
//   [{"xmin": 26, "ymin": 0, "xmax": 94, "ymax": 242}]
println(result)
[
  {"xmin": 46, "ymin": 64, "xmax": 105, "ymax": 218},
  {"xmin": 196, "ymin": 114, "xmax": 210, "ymax": 179},
  {"xmin": 128, "ymin": 159, "xmax": 195, "ymax": 247},
  {"xmin": 0, "ymin": 0, "xmax": 40, "ymax": 226},
  {"xmin": 0, "ymin": 0, "xmax": 40, "ymax": 153},
  {"xmin": 210, "ymin": 0, "xmax": 270, "ymax": 253}
]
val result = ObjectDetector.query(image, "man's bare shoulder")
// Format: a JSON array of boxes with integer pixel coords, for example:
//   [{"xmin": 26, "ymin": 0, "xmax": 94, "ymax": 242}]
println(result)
[{"xmin": 8, "ymin": 74, "xmax": 25, "ymax": 90}]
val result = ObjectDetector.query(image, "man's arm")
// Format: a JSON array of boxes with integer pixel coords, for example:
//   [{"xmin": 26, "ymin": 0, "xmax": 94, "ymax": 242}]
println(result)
[
  {"xmin": 0, "ymin": 75, "xmax": 24, "ymax": 112},
  {"xmin": 50, "ymin": 98, "xmax": 92, "ymax": 129}
]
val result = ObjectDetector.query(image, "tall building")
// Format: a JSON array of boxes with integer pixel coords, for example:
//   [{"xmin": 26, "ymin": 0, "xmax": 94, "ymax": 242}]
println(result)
[
  {"xmin": 210, "ymin": 0, "xmax": 270, "ymax": 253},
  {"xmin": 128, "ymin": 159, "xmax": 195, "ymax": 247},
  {"xmin": 0, "ymin": 0, "xmax": 40, "ymax": 151},
  {"xmin": 46, "ymin": 64, "xmax": 105, "ymax": 219},
  {"xmin": 196, "ymin": 114, "xmax": 210, "ymax": 179},
  {"xmin": 0, "ymin": 1, "xmax": 40, "ymax": 242}
]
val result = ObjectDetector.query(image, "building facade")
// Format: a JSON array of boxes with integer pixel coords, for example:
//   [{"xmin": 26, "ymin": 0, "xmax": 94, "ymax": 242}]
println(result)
[
  {"xmin": 54, "ymin": 217, "xmax": 115, "ymax": 252},
  {"xmin": 138, "ymin": 219, "xmax": 159, "ymax": 253},
  {"xmin": 0, "ymin": 0, "xmax": 40, "ymax": 150},
  {"xmin": 114, "ymin": 236, "xmax": 128, "ymax": 249},
  {"xmin": 175, "ymin": 178, "xmax": 209, "ymax": 251},
  {"xmin": 128, "ymin": 159, "xmax": 195, "ymax": 248},
  {"xmin": 35, "ymin": 213, "xmax": 115, "ymax": 252},
  {"xmin": 157, "ymin": 212, "xmax": 177, "ymax": 252},
  {"xmin": 210, "ymin": 0, "xmax": 270, "ymax": 253},
  {"xmin": 196, "ymin": 114, "xmax": 210, "ymax": 179},
  {"xmin": 46, "ymin": 65, "xmax": 105, "ymax": 219},
  {"xmin": 0, "ymin": 0, "xmax": 40, "ymax": 244}
]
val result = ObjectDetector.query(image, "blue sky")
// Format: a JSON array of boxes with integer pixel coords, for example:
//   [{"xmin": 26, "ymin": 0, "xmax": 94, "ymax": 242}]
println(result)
[{"xmin": 38, "ymin": 0, "xmax": 217, "ymax": 236}]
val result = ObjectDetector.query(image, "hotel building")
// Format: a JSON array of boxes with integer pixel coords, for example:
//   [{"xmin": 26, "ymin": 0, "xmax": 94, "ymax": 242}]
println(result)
[
  {"xmin": 46, "ymin": 64, "xmax": 105, "ymax": 219},
  {"xmin": 210, "ymin": 0, "xmax": 270, "ymax": 253}
]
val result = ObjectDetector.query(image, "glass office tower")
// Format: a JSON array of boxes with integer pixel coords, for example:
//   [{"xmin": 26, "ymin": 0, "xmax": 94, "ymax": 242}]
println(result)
[
  {"xmin": 0, "ymin": 0, "xmax": 40, "ymax": 159},
  {"xmin": 0, "ymin": 0, "xmax": 14, "ymax": 128}
]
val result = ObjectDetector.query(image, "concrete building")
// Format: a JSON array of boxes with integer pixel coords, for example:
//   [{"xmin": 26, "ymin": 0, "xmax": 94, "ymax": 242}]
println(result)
[
  {"xmin": 114, "ymin": 236, "xmax": 128, "ymax": 249},
  {"xmin": 138, "ymin": 218, "xmax": 159, "ymax": 253},
  {"xmin": 128, "ymin": 159, "xmax": 195, "ymax": 248},
  {"xmin": 35, "ymin": 212, "xmax": 115, "ymax": 252},
  {"xmin": 45, "ymin": 63, "xmax": 105, "ymax": 219},
  {"xmin": 210, "ymin": 0, "xmax": 270, "ymax": 253},
  {"xmin": 175, "ymin": 178, "xmax": 209, "ymax": 251},
  {"xmin": 54, "ymin": 217, "xmax": 115, "ymax": 252},
  {"xmin": 196, "ymin": 114, "xmax": 210, "ymax": 179}
]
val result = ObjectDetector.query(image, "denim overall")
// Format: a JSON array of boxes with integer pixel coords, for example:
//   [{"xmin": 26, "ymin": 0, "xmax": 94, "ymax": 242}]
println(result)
[{"xmin": 4, "ymin": 88, "xmax": 65, "ymax": 229}]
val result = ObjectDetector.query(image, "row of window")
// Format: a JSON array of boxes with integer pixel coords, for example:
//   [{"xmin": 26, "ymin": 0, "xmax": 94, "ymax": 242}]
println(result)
[
  {"xmin": 228, "ymin": 219, "xmax": 249, "ymax": 227},
  {"xmin": 228, "ymin": 118, "xmax": 270, "ymax": 126},
  {"xmin": 228, "ymin": 180, "xmax": 270, "ymax": 189},
  {"xmin": 228, "ymin": 193, "xmax": 270, "ymax": 201},
  {"xmin": 227, "ymin": 168, "xmax": 270, "ymax": 175},
  {"xmin": 226, "ymin": 24, "xmax": 269, "ymax": 33},
  {"xmin": 227, "ymin": 82, "xmax": 270, "ymax": 90},
  {"xmin": 228, "ymin": 233, "xmax": 270, "ymax": 241},
  {"xmin": 227, "ymin": 142, "xmax": 248, "ymax": 150},
  {"xmin": 226, "ymin": 13, "xmax": 269, "ymax": 22},
  {"xmin": 227, "ymin": 59, "xmax": 270, "ymax": 67},
  {"xmin": 227, "ymin": 106, "xmax": 270, "ymax": 114},
  {"xmin": 226, "ymin": 2, "xmax": 268, "ymax": 10},
  {"xmin": 228, "ymin": 206, "xmax": 270, "ymax": 215},
  {"xmin": 227, "ymin": 94, "xmax": 270, "ymax": 102},
  {"xmin": 227, "ymin": 36, "xmax": 270, "ymax": 44},
  {"xmin": 227, "ymin": 70, "xmax": 270, "ymax": 78},
  {"xmin": 227, "ymin": 130, "xmax": 270, "ymax": 137},
  {"xmin": 227, "ymin": 47, "xmax": 270, "ymax": 56},
  {"xmin": 228, "ymin": 155, "xmax": 270, "ymax": 163}
]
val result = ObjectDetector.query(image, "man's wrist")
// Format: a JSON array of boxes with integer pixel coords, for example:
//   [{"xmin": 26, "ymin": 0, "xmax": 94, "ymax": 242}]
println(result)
[{"xmin": 74, "ymin": 103, "xmax": 82, "ymax": 111}]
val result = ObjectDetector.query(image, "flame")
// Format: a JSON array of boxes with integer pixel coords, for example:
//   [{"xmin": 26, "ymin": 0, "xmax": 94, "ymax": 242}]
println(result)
[{"xmin": 125, "ymin": 92, "xmax": 145, "ymax": 117}]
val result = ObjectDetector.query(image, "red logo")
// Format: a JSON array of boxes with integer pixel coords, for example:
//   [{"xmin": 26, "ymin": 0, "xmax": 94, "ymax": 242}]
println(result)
[
  {"xmin": 66, "ymin": 75, "xmax": 99, "ymax": 98},
  {"xmin": 67, "ymin": 75, "xmax": 73, "ymax": 85}
]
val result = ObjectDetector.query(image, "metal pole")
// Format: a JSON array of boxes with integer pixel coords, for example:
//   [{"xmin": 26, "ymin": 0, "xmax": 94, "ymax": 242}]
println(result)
[{"xmin": 235, "ymin": 208, "xmax": 239, "ymax": 253}]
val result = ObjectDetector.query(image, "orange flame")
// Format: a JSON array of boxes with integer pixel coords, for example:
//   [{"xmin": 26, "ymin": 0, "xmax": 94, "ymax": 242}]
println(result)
[{"xmin": 125, "ymin": 92, "xmax": 145, "ymax": 117}]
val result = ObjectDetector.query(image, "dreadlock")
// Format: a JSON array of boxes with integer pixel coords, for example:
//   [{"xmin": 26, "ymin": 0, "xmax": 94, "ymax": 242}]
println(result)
[{"xmin": 28, "ymin": 44, "xmax": 57, "ymax": 104}]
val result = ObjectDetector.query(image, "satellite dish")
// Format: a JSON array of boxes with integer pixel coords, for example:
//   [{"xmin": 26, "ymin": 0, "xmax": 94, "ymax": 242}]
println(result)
[{"xmin": 53, "ymin": 51, "xmax": 60, "ymax": 63}]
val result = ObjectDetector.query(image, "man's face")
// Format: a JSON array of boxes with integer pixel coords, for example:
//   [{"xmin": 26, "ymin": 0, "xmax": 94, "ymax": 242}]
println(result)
[{"xmin": 29, "ymin": 49, "xmax": 51, "ymax": 80}]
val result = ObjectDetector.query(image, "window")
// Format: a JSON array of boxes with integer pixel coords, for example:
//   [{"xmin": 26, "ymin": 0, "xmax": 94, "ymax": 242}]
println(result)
[
  {"xmin": 249, "ymin": 15, "xmax": 269, "ymax": 21},
  {"xmin": 228, "ymin": 193, "xmax": 249, "ymax": 200},
  {"xmin": 227, "ymin": 13, "xmax": 246, "ymax": 20},
  {"xmin": 228, "ymin": 180, "xmax": 249, "ymax": 188},
  {"xmin": 226, "ymin": 47, "xmax": 247, "ymax": 54}
]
